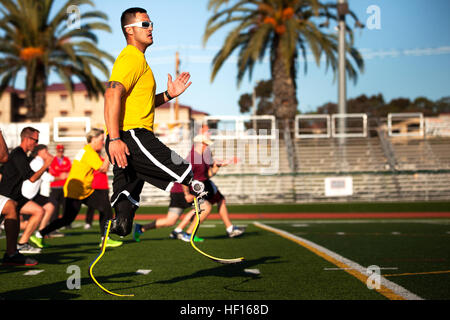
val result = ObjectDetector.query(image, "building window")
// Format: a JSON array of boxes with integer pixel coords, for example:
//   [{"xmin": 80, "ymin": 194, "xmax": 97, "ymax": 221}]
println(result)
[
  {"xmin": 84, "ymin": 110, "xmax": 92, "ymax": 116},
  {"xmin": 60, "ymin": 94, "xmax": 68, "ymax": 101},
  {"xmin": 60, "ymin": 110, "xmax": 68, "ymax": 116}
]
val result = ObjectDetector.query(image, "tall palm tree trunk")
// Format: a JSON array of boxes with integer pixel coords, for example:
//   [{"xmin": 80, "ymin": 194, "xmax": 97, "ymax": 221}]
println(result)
[
  {"xmin": 271, "ymin": 39, "xmax": 298, "ymax": 172},
  {"xmin": 272, "ymin": 39, "xmax": 298, "ymax": 121},
  {"xmin": 25, "ymin": 62, "xmax": 47, "ymax": 121}
]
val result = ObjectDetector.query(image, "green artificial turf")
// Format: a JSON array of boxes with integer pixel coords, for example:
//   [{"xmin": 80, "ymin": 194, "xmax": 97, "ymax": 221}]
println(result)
[
  {"xmin": 273, "ymin": 219, "xmax": 450, "ymax": 300},
  {"xmin": 2, "ymin": 217, "xmax": 449, "ymax": 301},
  {"xmin": 1, "ymin": 221, "xmax": 384, "ymax": 300},
  {"xmin": 118, "ymin": 201, "xmax": 450, "ymax": 214}
]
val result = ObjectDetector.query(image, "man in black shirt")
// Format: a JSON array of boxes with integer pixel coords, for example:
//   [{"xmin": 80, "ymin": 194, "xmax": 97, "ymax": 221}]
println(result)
[
  {"xmin": 0, "ymin": 127, "xmax": 52, "ymax": 266},
  {"xmin": 0, "ymin": 129, "xmax": 31, "ymax": 265}
]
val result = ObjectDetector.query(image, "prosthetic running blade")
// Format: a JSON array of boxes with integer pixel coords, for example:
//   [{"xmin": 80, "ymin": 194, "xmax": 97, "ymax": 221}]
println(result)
[
  {"xmin": 190, "ymin": 197, "xmax": 244, "ymax": 264},
  {"xmin": 89, "ymin": 220, "xmax": 134, "ymax": 297}
]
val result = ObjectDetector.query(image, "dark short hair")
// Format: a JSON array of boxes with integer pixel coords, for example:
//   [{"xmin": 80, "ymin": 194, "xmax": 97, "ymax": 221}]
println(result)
[
  {"xmin": 30, "ymin": 144, "xmax": 48, "ymax": 159},
  {"xmin": 121, "ymin": 7, "xmax": 147, "ymax": 37},
  {"xmin": 20, "ymin": 127, "xmax": 39, "ymax": 140}
]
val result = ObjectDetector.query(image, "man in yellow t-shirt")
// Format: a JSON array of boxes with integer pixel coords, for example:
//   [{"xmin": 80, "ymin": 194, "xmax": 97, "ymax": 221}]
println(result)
[
  {"xmin": 104, "ymin": 7, "xmax": 203, "ymax": 238},
  {"xmin": 37, "ymin": 129, "xmax": 122, "ymax": 248}
]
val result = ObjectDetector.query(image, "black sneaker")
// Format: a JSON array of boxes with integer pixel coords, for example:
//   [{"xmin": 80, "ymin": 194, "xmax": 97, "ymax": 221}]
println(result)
[
  {"xmin": 169, "ymin": 230, "xmax": 183, "ymax": 239},
  {"xmin": 2, "ymin": 251, "xmax": 38, "ymax": 266}
]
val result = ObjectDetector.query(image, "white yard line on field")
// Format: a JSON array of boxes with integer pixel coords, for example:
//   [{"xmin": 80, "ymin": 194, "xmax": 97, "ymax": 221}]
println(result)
[{"xmin": 254, "ymin": 222, "xmax": 423, "ymax": 300}]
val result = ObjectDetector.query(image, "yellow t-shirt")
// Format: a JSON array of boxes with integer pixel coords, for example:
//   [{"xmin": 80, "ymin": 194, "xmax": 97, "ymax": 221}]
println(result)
[
  {"xmin": 63, "ymin": 144, "xmax": 103, "ymax": 200},
  {"xmin": 109, "ymin": 45, "xmax": 156, "ymax": 132}
]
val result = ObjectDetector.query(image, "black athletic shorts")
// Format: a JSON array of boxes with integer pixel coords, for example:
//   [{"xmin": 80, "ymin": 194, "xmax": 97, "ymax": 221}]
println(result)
[
  {"xmin": 32, "ymin": 194, "xmax": 51, "ymax": 207},
  {"xmin": 17, "ymin": 194, "xmax": 50, "ymax": 210},
  {"xmin": 169, "ymin": 192, "xmax": 192, "ymax": 210},
  {"xmin": 49, "ymin": 187, "xmax": 64, "ymax": 207},
  {"xmin": 19, "ymin": 194, "xmax": 51, "ymax": 221},
  {"xmin": 105, "ymin": 129, "xmax": 192, "ymax": 207}
]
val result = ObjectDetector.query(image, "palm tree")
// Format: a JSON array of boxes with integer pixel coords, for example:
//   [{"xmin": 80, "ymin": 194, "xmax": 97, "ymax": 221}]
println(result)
[
  {"xmin": 0, "ymin": 0, "xmax": 114, "ymax": 121},
  {"xmin": 204, "ymin": 0, "xmax": 364, "ymax": 121}
]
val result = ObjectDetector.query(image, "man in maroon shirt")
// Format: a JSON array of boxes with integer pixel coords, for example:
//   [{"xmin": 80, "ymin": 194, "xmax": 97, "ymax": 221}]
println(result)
[{"xmin": 133, "ymin": 134, "xmax": 244, "ymax": 241}]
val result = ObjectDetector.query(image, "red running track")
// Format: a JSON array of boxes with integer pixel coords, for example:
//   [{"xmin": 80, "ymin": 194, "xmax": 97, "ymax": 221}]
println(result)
[{"xmin": 76, "ymin": 212, "xmax": 450, "ymax": 220}]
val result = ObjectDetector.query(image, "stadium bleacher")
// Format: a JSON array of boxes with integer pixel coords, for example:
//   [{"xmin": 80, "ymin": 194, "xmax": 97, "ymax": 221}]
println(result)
[{"xmin": 2, "ymin": 113, "xmax": 449, "ymax": 206}]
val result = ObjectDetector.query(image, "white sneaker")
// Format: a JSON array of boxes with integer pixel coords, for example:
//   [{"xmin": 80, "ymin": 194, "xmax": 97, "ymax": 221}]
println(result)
[
  {"xmin": 17, "ymin": 243, "xmax": 42, "ymax": 254},
  {"xmin": 227, "ymin": 226, "xmax": 245, "ymax": 238}
]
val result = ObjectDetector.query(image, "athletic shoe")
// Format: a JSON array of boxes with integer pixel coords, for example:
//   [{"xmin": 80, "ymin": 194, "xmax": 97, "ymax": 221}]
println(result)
[
  {"xmin": 29, "ymin": 234, "xmax": 49, "ymax": 248},
  {"xmin": 181, "ymin": 232, "xmax": 204, "ymax": 243},
  {"xmin": 169, "ymin": 230, "xmax": 183, "ymax": 239},
  {"xmin": 2, "ymin": 251, "xmax": 38, "ymax": 266},
  {"xmin": 84, "ymin": 224, "xmax": 92, "ymax": 230},
  {"xmin": 227, "ymin": 226, "xmax": 245, "ymax": 238},
  {"xmin": 133, "ymin": 223, "xmax": 143, "ymax": 242},
  {"xmin": 47, "ymin": 231, "xmax": 64, "ymax": 238},
  {"xmin": 100, "ymin": 237, "xmax": 123, "ymax": 248},
  {"xmin": 17, "ymin": 243, "xmax": 42, "ymax": 254}
]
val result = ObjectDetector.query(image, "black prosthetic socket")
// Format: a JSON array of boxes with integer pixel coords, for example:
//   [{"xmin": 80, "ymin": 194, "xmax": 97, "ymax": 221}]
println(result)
[{"xmin": 110, "ymin": 199, "xmax": 138, "ymax": 237}]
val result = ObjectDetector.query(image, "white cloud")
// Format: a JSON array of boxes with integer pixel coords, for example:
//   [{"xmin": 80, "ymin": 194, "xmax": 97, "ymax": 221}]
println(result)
[{"xmin": 147, "ymin": 46, "xmax": 450, "ymax": 65}]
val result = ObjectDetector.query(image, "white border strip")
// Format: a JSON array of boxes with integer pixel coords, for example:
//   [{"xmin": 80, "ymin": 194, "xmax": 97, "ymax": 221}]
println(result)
[
  {"xmin": 111, "ymin": 190, "xmax": 140, "ymax": 207},
  {"xmin": 254, "ymin": 222, "xmax": 423, "ymax": 300}
]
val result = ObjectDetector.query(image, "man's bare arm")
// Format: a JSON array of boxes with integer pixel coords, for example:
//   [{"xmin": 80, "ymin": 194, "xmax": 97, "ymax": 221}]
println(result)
[
  {"xmin": 29, "ymin": 155, "xmax": 54, "ymax": 183},
  {"xmin": 104, "ymin": 81, "xmax": 126, "ymax": 139},
  {"xmin": 104, "ymin": 81, "xmax": 130, "ymax": 168},
  {"xmin": 182, "ymin": 184, "xmax": 194, "ymax": 203},
  {"xmin": 97, "ymin": 157, "xmax": 110, "ymax": 173},
  {"xmin": 0, "ymin": 130, "xmax": 9, "ymax": 163},
  {"xmin": 154, "ymin": 91, "xmax": 171, "ymax": 108}
]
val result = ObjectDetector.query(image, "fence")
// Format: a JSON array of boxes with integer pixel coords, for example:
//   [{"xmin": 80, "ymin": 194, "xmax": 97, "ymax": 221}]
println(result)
[{"xmin": 1, "ymin": 113, "xmax": 449, "ymax": 205}]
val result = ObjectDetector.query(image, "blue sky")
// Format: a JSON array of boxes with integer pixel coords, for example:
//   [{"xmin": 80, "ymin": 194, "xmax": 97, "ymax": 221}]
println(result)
[{"xmin": 55, "ymin": 0, "xmax": 450, "ymax": 115}]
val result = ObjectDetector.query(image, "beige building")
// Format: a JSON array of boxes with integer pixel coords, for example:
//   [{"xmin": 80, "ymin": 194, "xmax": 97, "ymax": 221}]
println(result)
[
  {"xmin": 0, "ymin": 83, "xmax": 208, "ymax": 141},
  {"xmin": 0, "ymin": 88, "xmax": 17, "ymax": 123}
]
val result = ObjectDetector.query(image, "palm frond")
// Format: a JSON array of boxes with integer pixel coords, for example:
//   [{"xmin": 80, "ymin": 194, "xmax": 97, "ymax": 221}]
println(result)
[{"xmin": 0, "ymin": 0, "xmax": 112, "ymax": 120}]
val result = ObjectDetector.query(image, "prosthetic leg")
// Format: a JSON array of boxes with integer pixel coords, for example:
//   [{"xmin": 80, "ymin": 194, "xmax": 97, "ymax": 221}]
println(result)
[
  {"xmin": 89, "ymin": 220, "xmax": 134, "ymax": 297},
  {"xmin": 189, "ymin": 181, "xmax": 244, "ymax": 264}
]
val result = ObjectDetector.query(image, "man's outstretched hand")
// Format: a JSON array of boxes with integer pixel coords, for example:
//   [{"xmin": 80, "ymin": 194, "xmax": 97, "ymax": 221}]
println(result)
[{"xmin": 167, "ymin": 72, "xmax": 192, "ymax": 98}]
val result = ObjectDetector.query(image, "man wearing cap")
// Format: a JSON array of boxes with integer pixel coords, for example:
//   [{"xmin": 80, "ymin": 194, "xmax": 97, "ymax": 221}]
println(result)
[
  {"xmin": 176, "ymin": 134, "xmax": 245, "ymax": 240},
  {"xmin": 133, "ymin": 134, "xmax": 245, "ymax": 242},
  {"xmin": 48, "ymin": 144, "xmax": 71, "ymax": 226}
]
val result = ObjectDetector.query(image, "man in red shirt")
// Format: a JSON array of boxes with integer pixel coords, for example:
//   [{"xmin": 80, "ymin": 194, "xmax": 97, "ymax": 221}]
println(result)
[{"xmin": 48, "ymin": 144, "xmax": 71, "ymax": 224}]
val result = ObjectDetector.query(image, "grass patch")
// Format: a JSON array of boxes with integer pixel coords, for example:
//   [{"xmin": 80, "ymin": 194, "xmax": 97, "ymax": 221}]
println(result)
[{"xmin": 99, "ymin": 201, "xmax": 450, "ymax": 214}]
